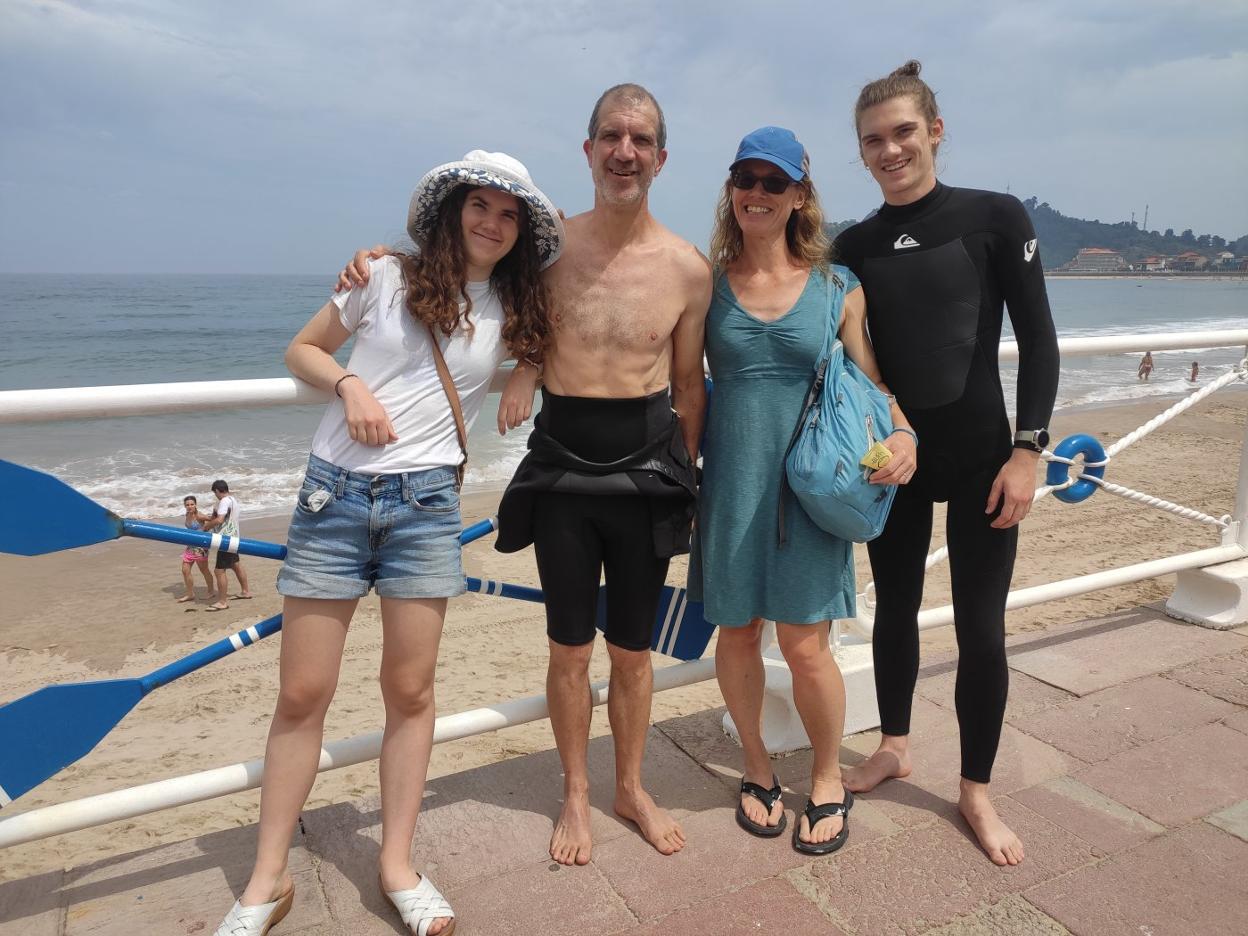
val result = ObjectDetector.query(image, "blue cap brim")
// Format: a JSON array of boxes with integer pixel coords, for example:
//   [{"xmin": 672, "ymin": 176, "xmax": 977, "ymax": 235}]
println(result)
[{"xmin": 730, "ymin": 150, "xmax": 804, "ymax": 181}]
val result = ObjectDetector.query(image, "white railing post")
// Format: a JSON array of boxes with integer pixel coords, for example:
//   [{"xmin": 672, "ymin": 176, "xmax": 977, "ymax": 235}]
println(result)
[{"xmin": 1166, "ymin": 346, "xmax": 1248, "ymax": 629}]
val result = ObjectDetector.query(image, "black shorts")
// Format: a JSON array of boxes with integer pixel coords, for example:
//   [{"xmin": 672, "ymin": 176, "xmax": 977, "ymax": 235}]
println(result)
[
  {"xmin": 531, "ymin": 390, "xmax": 675, "ymax": 651},
  {"xmin": 215, "ymin": 550, "xmax": 239, "ymax": 571},
  {"xmin": 533, "ymin": 492, "xmax": 669, "ymax": 651}
]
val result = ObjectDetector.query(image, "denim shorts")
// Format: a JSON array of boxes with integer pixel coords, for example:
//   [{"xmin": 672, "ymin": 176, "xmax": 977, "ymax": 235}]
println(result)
[{"xmin": 276, "ymin": 454, "xmax": 465, "ymax": 600}]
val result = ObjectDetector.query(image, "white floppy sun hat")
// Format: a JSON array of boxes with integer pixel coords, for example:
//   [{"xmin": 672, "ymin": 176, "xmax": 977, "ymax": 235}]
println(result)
[{"xmin": 407, "ymin": 150, "xmax": 565, "ymax": 269}]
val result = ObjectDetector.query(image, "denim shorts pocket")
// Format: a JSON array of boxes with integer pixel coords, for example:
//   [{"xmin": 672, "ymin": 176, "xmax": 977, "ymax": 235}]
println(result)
[
  {"xmin": 295, "ymin": 478, "xmax": 335, "ymax": 514},
  {"xmin": 407, "ymin": 479, "xmax": 459, "ymax": 514}
]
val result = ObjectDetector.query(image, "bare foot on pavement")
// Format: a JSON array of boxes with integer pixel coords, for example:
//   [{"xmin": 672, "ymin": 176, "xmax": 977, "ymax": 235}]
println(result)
[
  {"xmin": 550, "ymin": 790, "xmax": 593, "ymax": 866},
  {"xmin": 844, "ymin": 739, "xmax": 911, "ymax": 793},
  {"xmin": 960, "ymin": 781, "xmax": 1025, "ymax": 866},
  {"xmin": 615, "ymin": 788, "xmax": 685, "ymax": 856}
]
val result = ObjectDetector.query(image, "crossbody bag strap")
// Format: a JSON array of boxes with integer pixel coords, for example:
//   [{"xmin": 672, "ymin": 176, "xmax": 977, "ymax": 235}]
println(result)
[
  {"xmin": 426, "ymin": 325, "xmax": 468, "ymax": 490},
  {"xmin": 777, "ymin": 269, "xmax": 840, "ymax": 545}
]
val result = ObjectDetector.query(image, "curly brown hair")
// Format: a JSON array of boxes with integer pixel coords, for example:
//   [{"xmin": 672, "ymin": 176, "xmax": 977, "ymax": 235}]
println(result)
[{"xmin": 397, "ymin": 184, "xmax": 551, "ymax": 365}]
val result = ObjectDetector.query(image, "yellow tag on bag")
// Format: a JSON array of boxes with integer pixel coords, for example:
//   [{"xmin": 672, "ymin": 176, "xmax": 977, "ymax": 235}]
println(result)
[{"xmin": 860, "ymin": 441, "xmax": 893, "ymax": 471}]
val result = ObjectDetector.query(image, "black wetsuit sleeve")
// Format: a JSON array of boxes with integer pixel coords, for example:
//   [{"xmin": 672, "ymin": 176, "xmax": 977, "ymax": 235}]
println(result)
[{"xmin": 991, "ymin": 196, "xmax": 1059, "ymax": 433}]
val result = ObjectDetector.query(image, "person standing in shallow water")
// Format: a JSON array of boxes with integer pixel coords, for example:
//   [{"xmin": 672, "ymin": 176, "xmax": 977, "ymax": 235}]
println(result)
[{"xmin": 833, "ymin": 61, "xmax": 1059, "ymax": 867}]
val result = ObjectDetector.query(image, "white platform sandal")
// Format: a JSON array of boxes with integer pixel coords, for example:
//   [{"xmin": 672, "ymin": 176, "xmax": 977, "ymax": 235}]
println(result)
[
  {"xmin": 380, "ymin": 873, "xmax": 456, "ymax": 936},
  {"xmin": 213, "ymin": 885, "xmax": 294, "ymax": 936}
]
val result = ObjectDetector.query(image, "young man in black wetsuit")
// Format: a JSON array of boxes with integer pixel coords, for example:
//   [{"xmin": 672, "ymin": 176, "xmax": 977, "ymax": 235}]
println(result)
[{"xmin": 833, "ymin": 61, "xmax": 1059, "ymax": 867}]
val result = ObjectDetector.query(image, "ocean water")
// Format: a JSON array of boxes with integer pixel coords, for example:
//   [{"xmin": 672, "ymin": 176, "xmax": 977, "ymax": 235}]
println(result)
[{"xmin": 0, "ymin": 275, "xmax": 1244, "ymax": 520}]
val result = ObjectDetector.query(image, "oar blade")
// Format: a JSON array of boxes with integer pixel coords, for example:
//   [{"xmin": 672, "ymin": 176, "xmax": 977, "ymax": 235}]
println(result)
[
  {"xmin": 0, "ymin": 679, "xmax": 143, "ymax": 806},
  {"xmin": 0, "ymin": 460, "xmax": 124, "ymax": 556},
  {"xmin": 595, "ymin": 585, "xmax": 714, "ymax": 661}
]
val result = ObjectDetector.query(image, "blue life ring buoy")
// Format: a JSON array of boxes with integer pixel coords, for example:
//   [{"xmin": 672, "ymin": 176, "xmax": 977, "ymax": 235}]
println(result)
[{"xmin": 1045, "ymin": 433, "xmax": 1107, "ymax": 504}]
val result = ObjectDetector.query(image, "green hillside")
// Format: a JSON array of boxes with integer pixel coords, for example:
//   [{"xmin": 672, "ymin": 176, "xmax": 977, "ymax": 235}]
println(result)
[{"xmin": 1021, "ymin": 198, "xmax": 1247, "ymax": 268}]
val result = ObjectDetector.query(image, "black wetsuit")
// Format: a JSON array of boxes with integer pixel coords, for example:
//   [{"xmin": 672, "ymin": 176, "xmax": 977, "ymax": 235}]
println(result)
[{"xmin": 835, "ymin": 182, "xmax": 1059, "ymax": 783}]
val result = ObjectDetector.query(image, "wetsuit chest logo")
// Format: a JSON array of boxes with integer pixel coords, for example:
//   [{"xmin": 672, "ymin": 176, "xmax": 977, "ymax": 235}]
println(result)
[
  {"xmin": 1024, "ymin": 239, "xmax": 1038, "ymax": 263},
  {"xmin": 893, "ymin": 234, "xmax": 920, "ymax": 250}
]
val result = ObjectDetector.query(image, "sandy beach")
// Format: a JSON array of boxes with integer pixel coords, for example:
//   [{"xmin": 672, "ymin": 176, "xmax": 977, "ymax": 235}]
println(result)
[{"xmin": 1, "ymin": 392, "xmax": 1243, "ymax": 883}]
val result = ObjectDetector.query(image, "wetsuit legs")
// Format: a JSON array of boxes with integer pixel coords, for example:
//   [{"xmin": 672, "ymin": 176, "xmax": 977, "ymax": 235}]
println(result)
[
  {"xmin": 866, "ymin": 468, "xmax": 1016, "ymax": 784},
  {"xmin": 866, "ymin": 481, "xmax": 931, "ymax": 739},
  {"xmin": 947, "ymin": 471, "xmax": 1016, "ymax": 783}
]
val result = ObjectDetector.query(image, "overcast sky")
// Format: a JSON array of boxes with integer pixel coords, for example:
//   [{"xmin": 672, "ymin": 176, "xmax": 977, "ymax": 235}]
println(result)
[{"xmin": 1, "ymin": 0, "xmax": 1245, "ymax": 273}]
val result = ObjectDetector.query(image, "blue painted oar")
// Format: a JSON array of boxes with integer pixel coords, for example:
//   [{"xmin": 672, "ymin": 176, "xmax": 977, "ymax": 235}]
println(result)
[
  {"xmin": 0, "ymin": 614, "xmax": 282, "ymax": 807},
  {"xmin": 0, "ymin": 458, "xmax": 285, "ymax": 559},
  {"xmin": 0, "ymin": 458, "xmax": 499, "ymax": 562},
  {"xmin": 0, "ymin": 520, "xmax": 499, "ymax": 808},
  {"xmin": 464, "ymin": 578, "xmax": 714, "ymax": 662}
]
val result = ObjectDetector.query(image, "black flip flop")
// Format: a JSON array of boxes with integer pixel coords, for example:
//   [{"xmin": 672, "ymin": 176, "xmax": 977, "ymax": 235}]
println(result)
[
  {"xmin": 736, "ymin": 774, "xmax": 787, "ymax": 837},
  {"xmin": 793, "ymin": 789, "xmax": 854, "ymax": 856}
]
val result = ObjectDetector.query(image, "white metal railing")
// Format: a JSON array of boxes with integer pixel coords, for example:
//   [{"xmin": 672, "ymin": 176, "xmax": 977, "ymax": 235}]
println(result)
[
  {"xmin": 1, "ymin": 328, "xmax": 1246, "ymax": 849},
  {"xmin": 4, "ymin": 329, "xmax": 1246, "ymax": 426}
]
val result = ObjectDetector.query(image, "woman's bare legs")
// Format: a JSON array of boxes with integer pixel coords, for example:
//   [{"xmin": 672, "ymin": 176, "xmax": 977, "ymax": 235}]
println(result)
[
  {"xmin": 375, "ymin": 596, "xmax": 452, "ymax": 936},
  {"xmin": 715, "ymin": 619, "xmax": 784, "ymax": 828},
  {"xmin": 776, "ymin": 621, "xmax": 848, "ymax": 846},
  {"xmin": 238, "ymin": 596, "xmax": 356, "ymax": 906},
  {"xmin": 178, "ymin": 560, "xmax": 196, "ymax": 601}
]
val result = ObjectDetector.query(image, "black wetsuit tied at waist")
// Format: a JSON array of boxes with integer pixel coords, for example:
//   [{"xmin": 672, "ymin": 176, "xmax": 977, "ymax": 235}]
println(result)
[
  {"xmin": 834, "ymin": 181, "xmax": 1059, "ymax": 499},
  {"xmin": 495, "ymin": 387, "xmax": 698, "ymax": 558}
]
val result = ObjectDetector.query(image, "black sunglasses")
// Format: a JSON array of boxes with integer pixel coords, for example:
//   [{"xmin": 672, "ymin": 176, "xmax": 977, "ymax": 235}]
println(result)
[{"xmin": 730, "ymin": 169, "xmax": 798, "ymax": 195}]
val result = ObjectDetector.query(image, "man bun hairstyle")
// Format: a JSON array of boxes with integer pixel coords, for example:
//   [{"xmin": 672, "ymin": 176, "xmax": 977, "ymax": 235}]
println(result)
[{"xmin": 854, "ymin": 59, "xmax": 941, "ymax": 146}]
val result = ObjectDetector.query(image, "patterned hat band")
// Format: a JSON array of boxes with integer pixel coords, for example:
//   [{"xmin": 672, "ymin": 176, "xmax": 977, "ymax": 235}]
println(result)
[{"xmin": 407, "ymin": 151, "xmax": 565, "ymax": 270}]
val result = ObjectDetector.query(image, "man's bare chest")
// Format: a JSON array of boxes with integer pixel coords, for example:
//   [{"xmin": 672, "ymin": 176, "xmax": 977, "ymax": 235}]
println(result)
[{"xmin": 551, "ymin": 264, "xmax": 684, "ymax": 351}]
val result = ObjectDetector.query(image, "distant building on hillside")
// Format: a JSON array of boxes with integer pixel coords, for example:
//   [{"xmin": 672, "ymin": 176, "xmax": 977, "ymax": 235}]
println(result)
[
  {"xmin": 1136, "ymin": 256, "xmax": 1166, "ymax": 271},
  {"xmin": 1068, "ymin": 247, "xmax": 1126, "ymax": 271},
  {"xmin": 1170, "ymin": 251, "xmax": 1208, "ymax": 271}
]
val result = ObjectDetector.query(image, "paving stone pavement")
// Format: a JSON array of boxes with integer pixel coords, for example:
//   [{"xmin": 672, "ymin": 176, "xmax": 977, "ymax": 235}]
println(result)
[{"xmin": 1, "ymin": 609, "xmax": 1245, "ymax": 935}]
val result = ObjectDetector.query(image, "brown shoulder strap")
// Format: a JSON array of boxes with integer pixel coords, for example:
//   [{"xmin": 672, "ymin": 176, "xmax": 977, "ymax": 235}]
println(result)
[{"xmin": 426, "ymin": 325, "xmax": 467, "ymax": 489}]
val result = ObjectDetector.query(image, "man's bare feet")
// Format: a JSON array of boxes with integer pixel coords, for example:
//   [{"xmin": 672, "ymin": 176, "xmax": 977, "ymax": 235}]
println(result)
[
  {"xmin": 615, "ymin": 787, "xmax": 685, "ymax": 856},
  {"xmin": 550, "ymin": 790, "xmax": 593, "ymax": 866},
  {"xmin": 959, "ymin": 780, "xmax": 1024, "ymax": 866},
  {"xmin": 739, "ymin": 766, "xmax": 784, "ymax": 829},
  {"xmin": 844, "ymin": 736, "xmax": 912, "ymax": 793}
]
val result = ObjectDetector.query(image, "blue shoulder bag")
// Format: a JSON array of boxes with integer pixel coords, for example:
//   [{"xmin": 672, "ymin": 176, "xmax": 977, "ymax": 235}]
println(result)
[{"xmin": 780, "ymin": 270, "xmax": 899, "ymax": 544}]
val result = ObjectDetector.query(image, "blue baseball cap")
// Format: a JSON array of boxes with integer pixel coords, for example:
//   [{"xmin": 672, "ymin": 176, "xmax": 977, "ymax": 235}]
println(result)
[{"xmin": 730, "ymin": 126, "xmax": 807, "ymax": 181}]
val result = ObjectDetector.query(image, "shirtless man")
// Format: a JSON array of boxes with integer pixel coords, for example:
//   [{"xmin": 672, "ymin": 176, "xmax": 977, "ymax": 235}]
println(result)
[
  {"xmin": 339, "ymin": 85, "xmax": 711, "ymax": 866},
  {"xmin": 495, "ymin": 84, "xmax": 711, "ymax": 866}
]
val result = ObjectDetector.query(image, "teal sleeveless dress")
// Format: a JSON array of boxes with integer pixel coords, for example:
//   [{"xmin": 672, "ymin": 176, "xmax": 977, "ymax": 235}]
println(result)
[{"xmin": 688, "ymin": 265, "xmax": 860, "ymax": 627}]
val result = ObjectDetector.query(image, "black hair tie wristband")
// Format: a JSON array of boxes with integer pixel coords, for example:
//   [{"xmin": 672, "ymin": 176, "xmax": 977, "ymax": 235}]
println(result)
[{"xmin": 334, "ymin": 373, "xmax": 360, "ymax": 397}]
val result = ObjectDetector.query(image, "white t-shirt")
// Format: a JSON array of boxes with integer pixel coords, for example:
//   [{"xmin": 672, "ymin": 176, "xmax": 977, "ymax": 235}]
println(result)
[
  {"xmin": 214, "ymin": 495, "xmax": 240, "ymax": 537},
  {"xmin": 310, "ymin": 256, "xmax": 510, "ymax": 474}
]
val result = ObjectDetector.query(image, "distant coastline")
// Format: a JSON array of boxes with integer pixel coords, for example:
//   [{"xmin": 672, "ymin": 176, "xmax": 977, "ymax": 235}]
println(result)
[{"xmin": 1046, "ymin": 270, "xmax": 1248, "ymax": 281}]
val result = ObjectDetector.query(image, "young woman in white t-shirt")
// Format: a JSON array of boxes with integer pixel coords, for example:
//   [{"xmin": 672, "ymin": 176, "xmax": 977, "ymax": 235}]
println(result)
[{"xmin": 215, "ymin": 151, "xmax": 563, "ymax": 936}]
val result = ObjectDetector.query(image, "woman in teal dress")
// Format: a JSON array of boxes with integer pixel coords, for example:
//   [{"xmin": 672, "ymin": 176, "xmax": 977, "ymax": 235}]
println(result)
[{"xmin": 689, "ymin": 127, "xmax": 916, "ymax": 855}]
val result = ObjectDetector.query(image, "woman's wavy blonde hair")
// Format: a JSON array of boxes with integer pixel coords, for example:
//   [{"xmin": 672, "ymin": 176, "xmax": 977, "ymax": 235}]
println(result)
[{"xmin": 708, "ymin": 163, "xmax": 830, "ymax": 271}]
